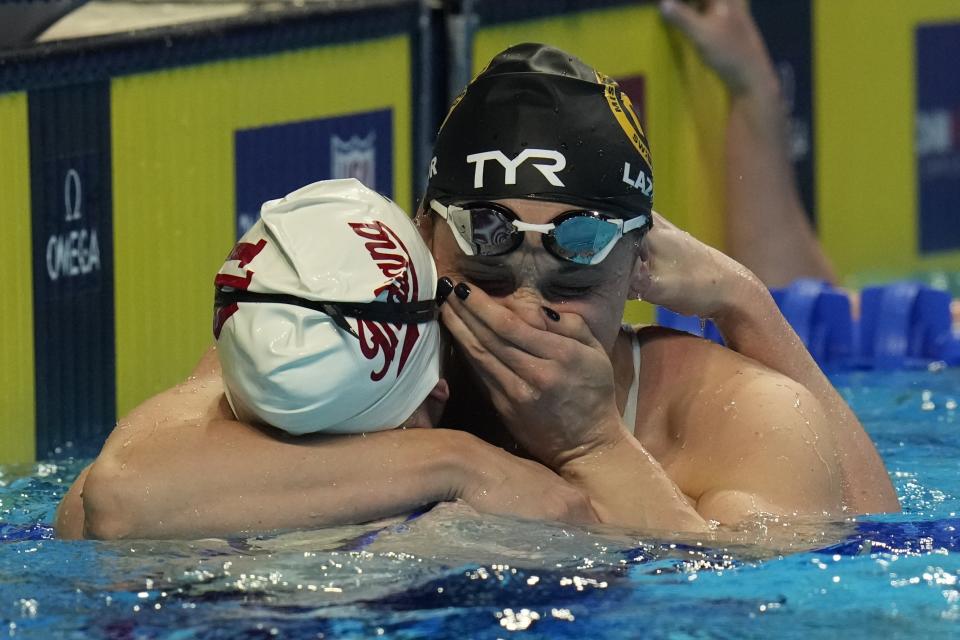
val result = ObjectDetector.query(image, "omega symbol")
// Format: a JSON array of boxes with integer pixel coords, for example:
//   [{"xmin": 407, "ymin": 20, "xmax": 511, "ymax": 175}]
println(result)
[{"xmin": 64, "ymin": 168, "xmax": 82, "ymax": 222}]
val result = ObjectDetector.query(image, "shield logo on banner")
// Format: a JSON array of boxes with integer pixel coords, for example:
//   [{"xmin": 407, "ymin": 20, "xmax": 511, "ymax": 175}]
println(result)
[
  {"xmin": 235, "ymin": 109, "xmax": 393, "ymax": 240},
  {"xmin": 331, "ymin": 131, "xmax": 377, "ymax": 189}
]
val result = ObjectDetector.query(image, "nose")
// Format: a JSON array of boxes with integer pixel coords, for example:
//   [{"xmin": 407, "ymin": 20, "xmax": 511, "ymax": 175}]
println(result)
[{"xmin": 500, "ymin": 286, "xmax": 549, "ymax": 331}]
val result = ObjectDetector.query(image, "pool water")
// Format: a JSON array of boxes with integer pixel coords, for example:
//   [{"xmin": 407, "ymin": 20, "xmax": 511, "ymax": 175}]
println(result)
[{"xmin": 2, "ymin": 368, "xmax": 960, "ymax": 639}]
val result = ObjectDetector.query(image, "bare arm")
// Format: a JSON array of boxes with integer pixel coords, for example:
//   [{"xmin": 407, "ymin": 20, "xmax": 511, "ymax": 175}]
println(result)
[
  {"xmin": 635, "ymin": 215, "xmax": 898, "ymax": 514},
  {"xmin": 561, "ymin": 360, "xmax": 845, "ymax": 530},
  {"xmin": 54, "ymin": 464, "xmax": 91, "ymax": 540},
  {"xmin": 712, "ymin": 280, "xmax": 899, "ymax": 513},
  {"xmin": 686, "ymin": 359, "xmax": 845, "ymax": 523},
  {"xmin": 558, "ymin": 426, "xmax": 708, "ymax": 533},
  {"xmin": 661, "ymin": 0, "xmax": 835, "ymax": 286},
  {"xmin": 61, "ymin": 348, "xmax": 596, "ymax": 540},
  {"xmin": 725, "ymin": 76, "xmax": 835, "ymax": 286}
]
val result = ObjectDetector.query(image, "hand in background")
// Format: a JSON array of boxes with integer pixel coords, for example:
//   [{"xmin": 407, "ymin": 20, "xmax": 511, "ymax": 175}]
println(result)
[{"xmin": 659, "ymin": 0, "xmax": 776, "ymax": 95}]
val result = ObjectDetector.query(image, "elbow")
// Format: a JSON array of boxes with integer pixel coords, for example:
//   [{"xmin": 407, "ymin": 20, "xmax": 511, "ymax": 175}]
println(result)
[{"xmin": 81, "ymin": 458, "xmax": 137, "ymax": 540}]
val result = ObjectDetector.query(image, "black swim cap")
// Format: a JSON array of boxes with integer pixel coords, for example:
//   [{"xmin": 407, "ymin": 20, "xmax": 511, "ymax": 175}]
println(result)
[{"xmin": 426, "ymin": 43, "xmax": 654, "ymax": 219}]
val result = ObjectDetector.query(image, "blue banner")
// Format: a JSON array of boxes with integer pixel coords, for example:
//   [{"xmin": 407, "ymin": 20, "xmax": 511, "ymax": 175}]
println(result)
[
  {"xmin": 916, "ymin": 22, "xmax": 960, "ymax": 254},
  {"xmin": 234, "ymin": 109, "xmax": 394, "ymax": 238},
  {"xmin": 29, "ymin": 83, "xmax": 115, "ymax": 457}
]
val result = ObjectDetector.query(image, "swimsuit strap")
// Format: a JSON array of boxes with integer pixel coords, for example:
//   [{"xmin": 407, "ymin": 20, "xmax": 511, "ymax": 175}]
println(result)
[{"xmin": 620, "ymin": 324, "xmax": 641, "ymax": 431}]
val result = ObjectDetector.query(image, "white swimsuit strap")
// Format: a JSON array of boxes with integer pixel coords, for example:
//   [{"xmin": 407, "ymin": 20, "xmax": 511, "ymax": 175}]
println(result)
[{"xmin": 620, "ymin": 325, "xmax": 641, "ymax": 431}]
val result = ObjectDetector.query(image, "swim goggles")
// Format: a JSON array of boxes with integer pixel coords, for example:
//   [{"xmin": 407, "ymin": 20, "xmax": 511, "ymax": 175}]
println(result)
[{"xmin": 429, "ymin": 200, "xmax": 651, "ymax": 265}]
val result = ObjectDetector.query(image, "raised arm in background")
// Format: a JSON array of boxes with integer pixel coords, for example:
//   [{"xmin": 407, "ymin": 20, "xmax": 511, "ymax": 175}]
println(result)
[
  {"xmin": 653, "ymin": 0, "xmax": 897, "ymax": 512},
  {"xmin": 660, "ymin": 0, "xmax": 836, "ymax": 287}
]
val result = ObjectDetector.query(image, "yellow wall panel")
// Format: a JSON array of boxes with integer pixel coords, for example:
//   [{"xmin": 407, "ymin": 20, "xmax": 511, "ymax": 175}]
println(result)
[
  {"xmin": 473, "ymin": 6, "xmax": 728, "ymax": 324},
  {"xmin": 816, "ymin": 0, "xmax": 960, "ymax": 282},
  {"xmin": 112, "ymin": 36, "xmax": 412, "ymax": 416},
  {"xmin": 0, "ymin": 92, "xmax": 36, "ymax": 464}
]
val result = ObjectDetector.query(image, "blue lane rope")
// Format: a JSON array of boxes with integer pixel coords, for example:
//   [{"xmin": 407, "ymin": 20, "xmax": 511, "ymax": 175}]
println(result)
[{"xmin": 656, "ymin": 279, "xmax": 960, "ymax": 370}]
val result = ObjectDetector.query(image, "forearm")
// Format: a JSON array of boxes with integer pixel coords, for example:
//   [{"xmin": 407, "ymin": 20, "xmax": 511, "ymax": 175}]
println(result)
[
  {"xmin": 716, "ymin": 278, "xmax": 846, "ymax": 407},
  {"xmin": 559, "ymin": 426, "xmax": 708, "ymax": 533},
  {"xmin": 83, "ymin": 422, "xmax": 465, "ymax": 540},
  {"xmin": 726, "ymin": 77, "xmax": 795, "ymax": 224},
  {"xmin": 725, "ymin": 71, "xmax": 835, "ymax": 286}
]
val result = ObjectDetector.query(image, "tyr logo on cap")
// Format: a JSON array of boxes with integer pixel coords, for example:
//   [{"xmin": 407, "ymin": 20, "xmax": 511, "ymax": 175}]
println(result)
[
  {"xmin": 466, "ymin": 149, "xmax": 566, "ymax": 188},
  {"xmin": 348, "ymin": 220, "xmax": 421, "ymax": 381}
]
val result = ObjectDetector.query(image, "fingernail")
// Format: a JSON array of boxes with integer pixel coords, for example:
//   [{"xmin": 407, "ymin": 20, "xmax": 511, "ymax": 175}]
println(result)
[
  {"xmin": 660, "ymin": 0, "xmax": 676, "ymax": 14},
  {"xmin": 542, "ymin": 306, "xmax": 560, "ymax": 322},
  {"xmin": 436, "ymin": 277, "xmax": 454, "ymax": 305},
  {"xmin": 454, "ymin": 282, "xmax": 471, "ymax": 301}
]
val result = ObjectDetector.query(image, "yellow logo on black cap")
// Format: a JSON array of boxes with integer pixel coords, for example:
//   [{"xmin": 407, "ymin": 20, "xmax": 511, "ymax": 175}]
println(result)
[
  {"xmin": 439, "ymin": 85, "xmax": 467, "ymax": 132},
  {"xmin": 596, "ymin": 72, "xmax": 652, "ymax": 168},
  {"xmin": 439, "ymin": 61, "xmax": 493, "ymax": 132}
]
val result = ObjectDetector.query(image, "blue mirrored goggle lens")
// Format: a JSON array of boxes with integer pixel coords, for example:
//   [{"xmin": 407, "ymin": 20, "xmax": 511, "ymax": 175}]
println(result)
[{"xmin": 549, "ymin": 216, "xmax": 619, "ymax": 264}]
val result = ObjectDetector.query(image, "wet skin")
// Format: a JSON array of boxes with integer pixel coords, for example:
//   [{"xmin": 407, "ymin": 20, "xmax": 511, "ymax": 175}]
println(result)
[
  {"xmin": 422, "ymin": 198, "xmax": 644, "ymax": 452},
  {"xmin": 421, "ymin": 197, "xmax": 857, "ymax": 530},
  {"xmin": 428, "ymin": 197, "xmax": 638, "ymax": 351},
  {"xmin": 55, "ymin": 197, "xmax": 893, "ymax": 540}
]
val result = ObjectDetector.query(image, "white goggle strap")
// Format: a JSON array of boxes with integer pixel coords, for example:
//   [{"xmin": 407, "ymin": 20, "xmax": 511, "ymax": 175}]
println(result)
[
  {"xmin": 430, "ymin": 200, "xmax": 479, "ymax": 256},
  {"xmin": 585, "ymin": 214, "xmax": 647, "ymax": 265},
  {"xmin": 622, "ymin": 213, "xmax": 650, "ymax": 234},
  {"xmin": 588, "ymin": 214, "xmax": 649, "ymax": 264},
  {"xmin": 511, "ymin": 220, "xmax": 556, "ymax": 233},
  {"xmin": 586, "ymin": 222, "xmax": 624, "ymax": 265}
]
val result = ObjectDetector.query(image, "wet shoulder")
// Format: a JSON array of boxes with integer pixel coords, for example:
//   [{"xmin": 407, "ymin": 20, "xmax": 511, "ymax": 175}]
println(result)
[{"xmin": 631, "ymin": 325, "xmax": 784, "ymax": 421}]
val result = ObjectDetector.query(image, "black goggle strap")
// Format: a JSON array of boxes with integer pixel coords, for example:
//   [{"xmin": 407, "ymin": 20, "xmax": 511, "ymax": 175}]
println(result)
[{"xmin": 215, "ymin": 288, "xmax": 437, "ymax": 340}]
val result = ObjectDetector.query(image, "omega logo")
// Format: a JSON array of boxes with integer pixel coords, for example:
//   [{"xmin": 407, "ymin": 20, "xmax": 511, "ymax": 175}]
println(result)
[{"xmin": 46, "ymin": 168, "xmax": 102, "ymax": 282}]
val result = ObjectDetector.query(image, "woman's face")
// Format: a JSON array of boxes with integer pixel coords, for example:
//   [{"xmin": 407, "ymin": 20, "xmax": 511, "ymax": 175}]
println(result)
[{"xmin": 427, "ymin": 198, "xmax": 639, "ymax": 354}]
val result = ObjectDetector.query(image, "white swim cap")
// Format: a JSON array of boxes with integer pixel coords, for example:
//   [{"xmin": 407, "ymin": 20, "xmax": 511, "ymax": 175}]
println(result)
[{"xmin": 214, "ymin": 178, "xmax": 440, "ymax": 435}]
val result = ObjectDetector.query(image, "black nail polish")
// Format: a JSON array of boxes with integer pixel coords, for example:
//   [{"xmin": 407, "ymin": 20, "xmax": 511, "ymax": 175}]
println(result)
[
  {"xmin": 454, "ymin": 282, "xmax": 471, "ymax": 300},
  {"xmin": 436, "ymin": 277, "xmax": 454, "ymax": 305},
  {"xmin": 542, "ymin": 306, "xmax": 560, "ymax": 322}
]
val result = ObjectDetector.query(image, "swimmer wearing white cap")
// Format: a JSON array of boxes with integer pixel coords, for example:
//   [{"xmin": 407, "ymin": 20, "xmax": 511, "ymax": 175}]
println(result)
[{"xmin": 214, "ymin": 178, "xmax": 450, "ymax": 435}]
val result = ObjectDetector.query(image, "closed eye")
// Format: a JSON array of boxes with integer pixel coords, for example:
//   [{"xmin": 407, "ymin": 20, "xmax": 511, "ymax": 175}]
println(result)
[
  {"xmin": 464, "ymin": 275, "xmax": 516, "ymax": 297},
  {"xmin": 544, "ymin": 283, "xmax": 596, "ymax": 300}
]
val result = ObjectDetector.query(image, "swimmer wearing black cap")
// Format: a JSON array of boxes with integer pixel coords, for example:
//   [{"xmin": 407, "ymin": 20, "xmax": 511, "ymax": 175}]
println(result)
[
  {"xmin": 420, "ymin": 43, "xmax": 896, "ymax": 530},
  {"xmin": 57, "ymin": 42, "xmax": 896, "ymax": 541}
]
